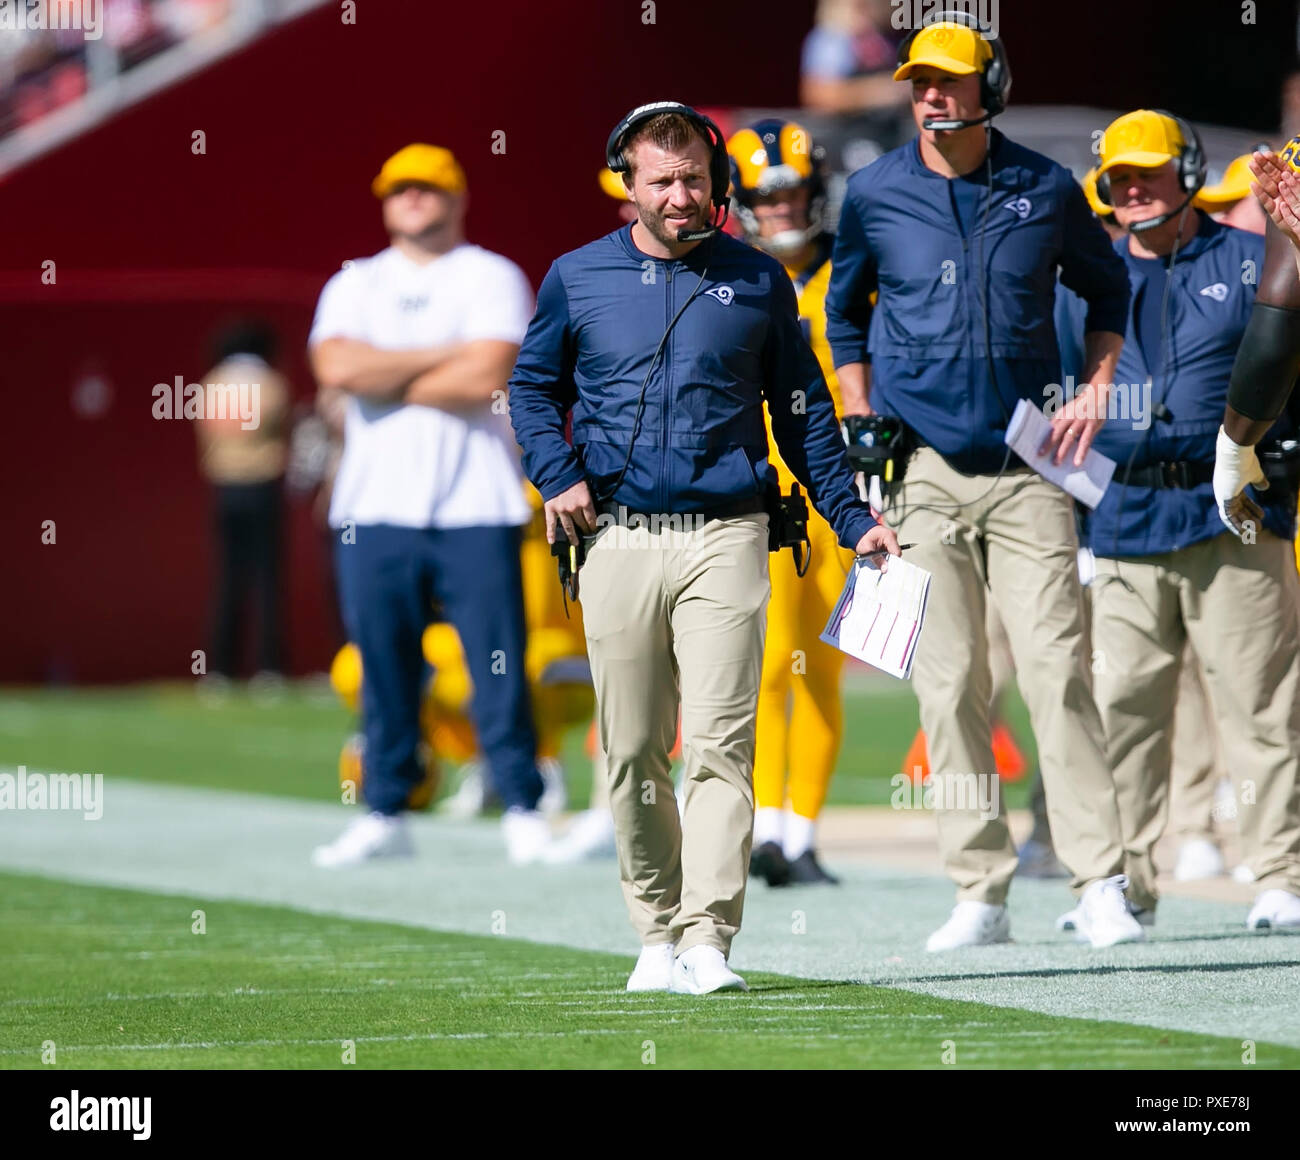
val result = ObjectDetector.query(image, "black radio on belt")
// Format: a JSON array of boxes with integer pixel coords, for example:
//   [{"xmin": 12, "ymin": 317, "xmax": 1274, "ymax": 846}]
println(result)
[
  {"xmin": 766, "ymin": 481, "xmax": 812, "ymax": 577},
  {"xmin": 551, "ymin": 534, "xmax": 588, "ymax": 614},
  {"xmin": 843, "ymin": 415, "xmax": 914, "ymax": 492},
  {"xmin": 1260, "ymin": 439, "xmax": 1300, "ymax": 495}
]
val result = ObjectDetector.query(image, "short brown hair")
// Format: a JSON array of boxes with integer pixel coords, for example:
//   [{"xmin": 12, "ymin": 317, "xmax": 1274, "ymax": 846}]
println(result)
[{"xmin": 621, "ymin": 113, "xmax": 711, "ymax": 177}]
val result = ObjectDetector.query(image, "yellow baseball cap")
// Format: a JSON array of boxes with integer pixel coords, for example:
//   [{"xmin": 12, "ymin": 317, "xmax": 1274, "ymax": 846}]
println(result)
[
  {"xmin": 893, "ymin": 22, "xmax": 993, "ymax": 80},
  {"xmin": 1196, "ymin": 153, "xmax": 1254, "ymax": 208},
  {"xmin": 598, "ymin": 166, "xmax": 630, "ymax": 201},
  {"xmin": 371, "ymin": 144, "xmax": 466, "ymax": 199},
  {"xmin": 1097, "ymin": 110, "xmax": 1186, "ymax": 177},
  {"xmin": 1081, "ymin": 166, "xmax": 1113, "ymax": 217}
]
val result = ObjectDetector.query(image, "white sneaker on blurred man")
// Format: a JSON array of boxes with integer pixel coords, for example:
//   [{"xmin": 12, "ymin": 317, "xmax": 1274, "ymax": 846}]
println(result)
[
  {"xmin": 536, "ymin": 756, "xmax": 568, "ymax": 816},
  {"xmin": 1062, "ymin": 875, "xmax": 1146, "ymax": 947},
  {"xmin": 542, "ymin": 807, "xmax": 616, "ymax": 863},
  {"xmin": 503, "ymin": 807, "xmax": 551, "ymax": 866},
  {"xmin": 925, "ymin": 901, "xmax": 1011, "ymax": 951},
  {"xmin": 626, "ymin": 943, "xmax": 676, "ymax": 992},
  {"xmin": 1246, "ymin": 888, "xmax": 1300, "ymax": 929},
  {"xmin": 312, "ymin": 811, "xmax": 413, "ymax": 868},
  {"xmin": 1173, "ymin": 836, "xmax": 1225, "ymax": 881}
]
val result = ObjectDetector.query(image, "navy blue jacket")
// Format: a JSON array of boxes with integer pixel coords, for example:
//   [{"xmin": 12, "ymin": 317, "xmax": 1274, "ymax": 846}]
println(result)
[
  {"xmin": 508, "ymin": 225, "xmax": 876, "ymax": 549},
  {"xmin": 826, "ymin": 130, "xmax": 1130, "ymax": 474},
  {"xmin": 1057, "ymin": 214, "xmax": 1295, "ymax": 556}
]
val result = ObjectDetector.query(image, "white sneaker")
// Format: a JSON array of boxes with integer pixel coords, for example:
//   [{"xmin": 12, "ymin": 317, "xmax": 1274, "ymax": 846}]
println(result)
[
  {"xmin": 626, "ymin": 943, "xmax": 676, "ymax": 992},
  {"xmin": 1071, "ymin": 875, "xmax": 1146, "ymax": 947},
  {"xmin": 1173, "ymin": 837, "xmax": 1225, "ymax": 881},
  {"xmin": 1233, "ymin": 863, "xmax": 1257, "ymax": 885},
  {"xmin": 502, "ymin": 807, "xmax": 551, "ymax": 866},
  {"xmin": 541, "ymin": 808, "xmax": 617, "ymax": 864},
  {"xmin": 440, "ymin": 761, "xmax": 489, "ymax": 818},
  {"xmin": 925, "ymin": 901, "xmax": 1011, "ymax": 952},
  {"xmin": 670, "ymin": 945, "xmax": 748, "ymax": 994},
  {"xmin": 536, "ymin": 757, "xmax": 568, "ymax": 817},
  {"xmin": 311, "ymin": 812, "xmax": 413, "ymax": 868},
  {"xmin": 1247, "ymin": 888, "xmax": 1300, "ymax": 929},
  {"xmin": 1057, "ymin": 898, "xmax": 1154, "ymax": 934}
]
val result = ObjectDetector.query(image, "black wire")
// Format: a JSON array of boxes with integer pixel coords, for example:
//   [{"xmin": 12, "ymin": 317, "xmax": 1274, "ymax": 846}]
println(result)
[
  {"xmin": 1103, "ymin": 203, "xmax": 1192, "ymax": 595},
  {"xmin": 597, "ymin": 246, "xmax": 712, "ymax": 505}
]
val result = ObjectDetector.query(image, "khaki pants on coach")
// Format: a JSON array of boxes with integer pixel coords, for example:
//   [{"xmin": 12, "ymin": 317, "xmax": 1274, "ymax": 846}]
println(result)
[
  {"xmin": 884, "ymin": 447, "xmax": 1128, "ymax": 904},
  {"xmin": 1089, "ymin": 533, "xmax": 1300, "ymax": 911},
  {"xmin": 578, "ymin": 513, "xmax": 771, "ymax": 956}
]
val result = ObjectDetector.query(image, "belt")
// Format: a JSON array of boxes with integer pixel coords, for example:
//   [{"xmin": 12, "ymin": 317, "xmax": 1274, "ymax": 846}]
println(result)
[
  {"xmin": 595, "ymin": 496, "xmax": 766, "ymax": 525},
  {"xmin": 1119, "ymin": 461, "xmax": 1214, "ymax": 489}
]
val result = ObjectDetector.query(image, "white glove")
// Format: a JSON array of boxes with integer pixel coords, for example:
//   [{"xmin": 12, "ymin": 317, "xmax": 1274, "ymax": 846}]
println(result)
[{"xmin": 1213, "ymin": 425, "xmax": 1267, "ymax": 537}]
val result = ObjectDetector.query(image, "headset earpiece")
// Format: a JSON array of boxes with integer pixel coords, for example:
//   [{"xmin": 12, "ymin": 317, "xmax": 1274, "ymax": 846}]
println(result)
[
  {"xmin": 1149, "ymin": 109, "xmax": 1206, "ymax": 196},
  {"xmin": 1096, "ymin": 169, "xmax": 1112, "ymax": 206}
]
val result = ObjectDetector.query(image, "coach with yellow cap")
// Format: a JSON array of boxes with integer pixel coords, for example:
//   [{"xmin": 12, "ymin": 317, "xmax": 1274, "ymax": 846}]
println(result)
[
  {"xmin": 826, "ymin": 14, "xmax": 1143, "ymax": 951},
  {"xmin": 307, "ymin": 143, "xmax": 554, "ymax": 869},
  {"xmin": 1064, "ymin": 109, "xmax": 1300, "ymax": 931}
]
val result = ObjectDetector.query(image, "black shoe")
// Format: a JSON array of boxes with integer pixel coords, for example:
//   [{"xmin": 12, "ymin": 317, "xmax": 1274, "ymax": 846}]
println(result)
[
  {"xmin": 786, "ymin": 849, "xmax": 839, "ymax": 885},
  {"xmin": 750, "ymin": 840, "xmax": 791, "ymax": 886}
]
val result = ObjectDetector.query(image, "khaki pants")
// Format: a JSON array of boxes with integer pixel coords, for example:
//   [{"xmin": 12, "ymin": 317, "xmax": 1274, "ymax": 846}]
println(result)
[
  {"xmin": 884, "ymin": 447, "xmax": 1127, "ymax": 903},
  {"xmin": 579, "ymin": 513, "xmax": 770, "ymax": 955},
  {"xmin": 1169, "ymin": 645, "xmax": 1223, "ymax": 844},
  {"xmin": 1090, "ymin": 533, "xmax": 1300, "ymax": 911}
]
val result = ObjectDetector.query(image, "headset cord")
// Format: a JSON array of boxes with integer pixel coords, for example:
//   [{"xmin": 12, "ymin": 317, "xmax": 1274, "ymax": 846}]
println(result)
[
  {"xmin": 1103, "ymin": 202, "xmax": 1191, "ymax": 599},
  {"xmin": 598, "ymin": 254, "xmax": 712, "ymax": 505}
]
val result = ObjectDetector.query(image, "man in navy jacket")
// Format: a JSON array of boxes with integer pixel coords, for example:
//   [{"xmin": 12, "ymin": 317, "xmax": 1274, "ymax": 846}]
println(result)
[
  {"xmin": 1071, "ymin": 110, "xmax": 1300, "ymax": 931},
  {"xmin": 826, "ymin": 19, "xmax": 1142, "ymax": 951},
  {"xmin": 510, "ymin": 103, "xmax": 897, "ymax": 994}
]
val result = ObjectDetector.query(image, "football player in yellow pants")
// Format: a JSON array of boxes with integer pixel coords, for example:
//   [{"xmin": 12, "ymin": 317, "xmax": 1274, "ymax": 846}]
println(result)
[{"xmin": 727, "ymin": 119, "xmax": 854, "ymax": 885}]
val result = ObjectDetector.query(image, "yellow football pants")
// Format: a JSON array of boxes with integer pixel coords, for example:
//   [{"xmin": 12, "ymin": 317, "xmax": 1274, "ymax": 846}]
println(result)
[{"xmin": 753, "ymin": 509, "xmax": 854, "ymax": 820}]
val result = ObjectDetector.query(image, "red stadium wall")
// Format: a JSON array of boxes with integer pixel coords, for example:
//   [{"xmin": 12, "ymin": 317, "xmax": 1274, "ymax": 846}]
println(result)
[{"xmin": 4, "ymin": 0, "xmax": 1296, "ymax": 682}]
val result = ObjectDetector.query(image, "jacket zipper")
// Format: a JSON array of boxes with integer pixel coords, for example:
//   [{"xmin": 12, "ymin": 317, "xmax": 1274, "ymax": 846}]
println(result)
[{"xmin": 660, "ymin": 264, "xmax": 674, "ymax": 515}]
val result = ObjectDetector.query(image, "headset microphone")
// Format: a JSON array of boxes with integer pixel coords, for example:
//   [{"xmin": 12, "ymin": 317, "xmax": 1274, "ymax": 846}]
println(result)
[
  {"xmin": 1127, "ymin": 192, "xmax": 1195, "ymax": 234},
  {"xmin": 922, "ymin": 112, "xmax": 994, "ymax": 132}
]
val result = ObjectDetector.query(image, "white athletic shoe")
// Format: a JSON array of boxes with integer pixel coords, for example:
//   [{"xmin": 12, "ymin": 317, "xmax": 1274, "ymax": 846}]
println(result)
[
  {"xmin": 1246, "ymin": 888, "xmax": 1300, "ymax": 930},
  {"xmin": 311, "ymin": 812, "xmax": 413, "ymax": 868},
  {"xmin": 541, "ymin": 808, "xmax": 617, "ymax": 864},
  {"xmin": 1057, "ymin": 898, "xmax": 1154, "ymax": 934},
  {"xmin": 626, "ymin": 943, "xmax": 676, "ymax": 992},
  {"xmin": 670, "ymin": 946, "xmax": 748, "ymax": 994},
  {"xmin": 441, "ymin": 761, "xmax": 489, "ymax": 818},
  {"xmin": 536, "ymin": 757, "xmax": 568, "ymax": 817},
  {"xmin": 1173, "ymin": 837, "xmax": 1226, "ymax": 881},
  {"xmin": 502, "ymin": 807, "xmax": 551, "ymax": 866},
  {"xmin": 1070, "ymin": 875, "xmax": 1146, "ymax": 947},
  {"xmin": 925, "ymin": 901, "xmax": 1011, "ymax": 952}
]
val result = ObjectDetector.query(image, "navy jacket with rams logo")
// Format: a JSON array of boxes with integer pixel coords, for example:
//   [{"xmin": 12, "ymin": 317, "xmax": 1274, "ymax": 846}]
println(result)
[
  {"xmin": 509, "ymin": 225, "xmax": 875, "ymax": 549},
  {"xmin": 825, "ymin": 128, "xmax": 1131, "ymax": 475},
  {"xmin": 1057, "ymin": 214, "xmax": 1296, "ymax": 556}
]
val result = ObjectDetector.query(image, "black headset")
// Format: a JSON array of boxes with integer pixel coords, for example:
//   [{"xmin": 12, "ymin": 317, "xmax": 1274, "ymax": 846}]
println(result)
[
  {"xmin": 895, "ymin": 9, "xmax": 1011, "ymax": 122},
  {"xmin": 1094, "ymin": 110, "xmax": 1207, "ymax": 207},
  {"xmin": 606, "ymin": 101, "xmax": 731, "ymax": 214}
]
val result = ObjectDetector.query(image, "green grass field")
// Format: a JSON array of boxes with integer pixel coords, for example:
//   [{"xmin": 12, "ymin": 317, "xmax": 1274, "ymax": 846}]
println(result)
[
  {"xmin": 2, "ymin": 871, "xmax": 1285, "ymax": 1070},
  {"xmin": 0, "ymin": 677, "xmax": 1037, "ymax": 811},
  {"xmin": 7, "ymin": 681, "xmax": 1293, "ymax": 1072}
]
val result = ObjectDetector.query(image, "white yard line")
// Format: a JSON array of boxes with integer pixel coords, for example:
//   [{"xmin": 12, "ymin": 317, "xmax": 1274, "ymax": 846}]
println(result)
[{"xmin": 1, "ymin": 773, "xmax": 1297, "ymax": 1048}]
